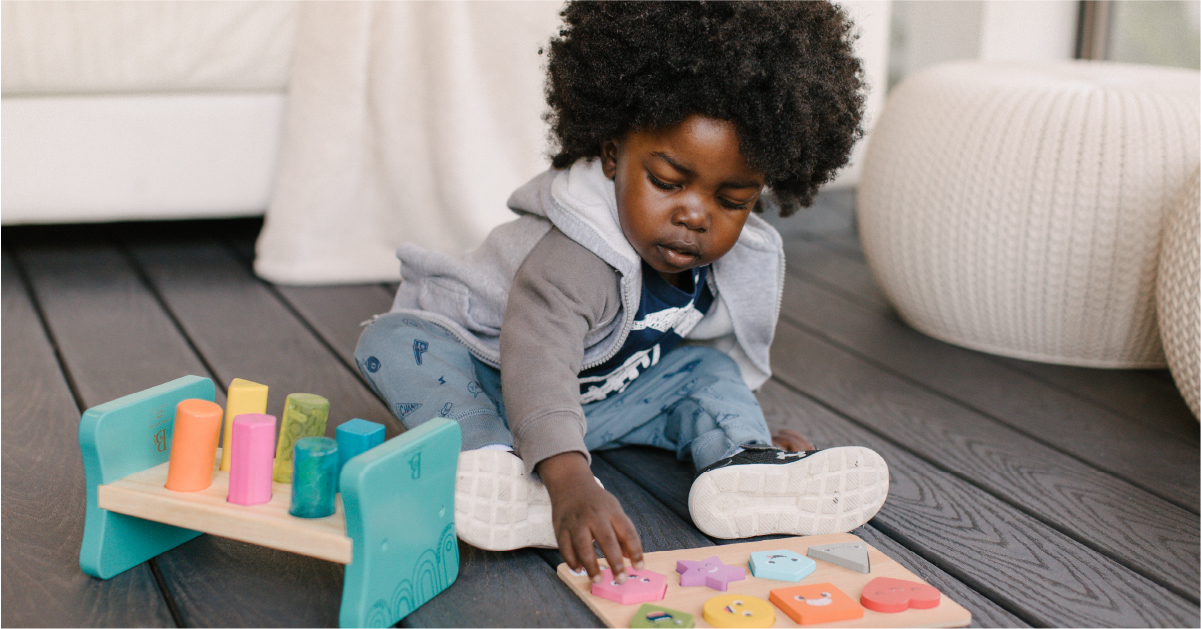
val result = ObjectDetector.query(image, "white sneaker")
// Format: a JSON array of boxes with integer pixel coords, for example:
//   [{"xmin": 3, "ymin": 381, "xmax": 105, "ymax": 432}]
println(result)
[
  {"xmin": 688, "ymin": 446, "xmax": 889, "ymax": 539},
  {"xmin": 454, "ymin": 449, "xmax": 557, "ymax": 550}
]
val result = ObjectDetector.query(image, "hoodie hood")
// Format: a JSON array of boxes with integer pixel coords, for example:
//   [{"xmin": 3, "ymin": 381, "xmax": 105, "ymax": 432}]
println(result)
[{"xmin": 507, "ymin": 159, "xmax": 641, "ymax": 276}]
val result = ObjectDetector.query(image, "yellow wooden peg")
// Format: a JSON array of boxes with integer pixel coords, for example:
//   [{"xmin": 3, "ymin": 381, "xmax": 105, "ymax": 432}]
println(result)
[{"xmin": 219, "ymin": 379, "xmax": 269, "ymax": 471}]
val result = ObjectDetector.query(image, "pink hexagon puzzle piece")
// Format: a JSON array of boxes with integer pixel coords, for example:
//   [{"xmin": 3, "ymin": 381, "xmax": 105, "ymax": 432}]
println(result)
[
  {"xmin": 590, "ymin": 568, "xmax": 668, "ymax": 605},
  {"xmin": 676, "ymin": 556, "xmax": 746, "ymax": 591}
]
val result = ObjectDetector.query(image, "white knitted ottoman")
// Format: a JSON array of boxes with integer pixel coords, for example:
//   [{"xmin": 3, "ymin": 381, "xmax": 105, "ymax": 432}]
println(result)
[
  {"xmin": 857, "ymin": 60, "xmax": 1200, "ymax": 367},
  {"xmin": 1157, "ymin": 168, "xmax": 1200, "ymax": 418}
]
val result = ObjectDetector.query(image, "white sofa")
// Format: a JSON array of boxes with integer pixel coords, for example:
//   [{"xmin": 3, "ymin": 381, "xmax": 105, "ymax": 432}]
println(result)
[{"xmin": 1, "ymin": 1, "xmax": 296, "ymax": 224}]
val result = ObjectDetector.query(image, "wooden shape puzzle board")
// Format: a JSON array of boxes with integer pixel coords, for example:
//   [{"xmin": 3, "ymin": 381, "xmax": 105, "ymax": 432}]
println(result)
[{"xmin": 557, "ymin": 533, "xmax": 971, "ymax": 628}]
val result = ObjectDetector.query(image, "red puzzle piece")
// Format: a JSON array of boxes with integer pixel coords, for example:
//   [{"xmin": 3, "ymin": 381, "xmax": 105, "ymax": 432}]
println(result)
[{"xmin": 860, "ymin": 577, "xmax": 941, "ymax": 613}]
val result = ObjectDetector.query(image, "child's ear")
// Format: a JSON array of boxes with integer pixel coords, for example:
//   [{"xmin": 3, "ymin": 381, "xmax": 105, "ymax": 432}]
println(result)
[{"xmin": 600, "ymin": 140, "xmax": 619, "ymax": 179}]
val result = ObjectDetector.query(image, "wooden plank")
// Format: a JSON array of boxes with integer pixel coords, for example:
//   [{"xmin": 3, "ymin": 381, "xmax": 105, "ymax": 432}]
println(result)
[
  {"xmin": 595, "ymin": 448, "xmax": 695, "ymax": 525},
  {"xmin": 557, "ymin": 534, "xmax": 973, "ymax": 629},
  {"xmin": 782, "ymin": 238, "xmax": 891, "ymax": 313},
  {"xmin": 991, "ymin": 357, "xmax": 1197, "ymax": 439},
  {"xmin": 756, "ymin": 379, "xmax": 1199, "ymax": 627},
  {"xmin": 763, "ymin": 188, "xmax": 858, "ymax": 242},
  {"xmin": 590, "ymin": 455, "xmax": 714, "ymax": 553},
  {"xmin": 98, "ymin": 455, "xmax": 352, "ymax": 565},
  {"xmin": 225, "ymin": 231, "xmax": 394, "ymax": 367},
  {"xmin": 272, "ymin": 284, "xmax": 395, "ymax": 371},
  {"xmin": 780, "ymin": 272, "xmax": 1200, "ymax": 511},
  {"xmin": 126, "ymin": 241, "xmax": 395, "ymax": 437},
  {"xmin": 595, "ymin": 448, "xmax": 1026, "ymax": 628},
  {"xmin": 2, "ymin": 252, "xmax": 176, "ymax": 628},
  {"xmin": 770, "ymin": 321, "xmax": 1200, "ymax": 607},
  {"xmin": 403, "ymin": 544, "xmax": 604, "ymax": 628},
  {"xmin": 17, "ymin": 245, "xmax": 221, "ymax": 408},
  {"xmin": 144, "ymin": 537, "xmax": 345, "ymax": 628},
  {"xmin": 786, "ymin": 237, "xmax": 1199, "ymax": 444}
]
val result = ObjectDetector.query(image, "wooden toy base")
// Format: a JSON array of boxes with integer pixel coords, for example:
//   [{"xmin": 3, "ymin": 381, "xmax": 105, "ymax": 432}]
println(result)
[
  {"xmin": 99, "ymin": 450, "xmax": 353, "ymax": 564},
  {"xmin": 557, "ymin": 534, "xmax": 972, "ymax": 628}
]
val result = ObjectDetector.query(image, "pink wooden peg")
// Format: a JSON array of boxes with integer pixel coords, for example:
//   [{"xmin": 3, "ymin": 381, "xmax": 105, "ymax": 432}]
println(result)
[{"xmin": 228, "ymin": 413, "xmax": 276, "ymax": 506}]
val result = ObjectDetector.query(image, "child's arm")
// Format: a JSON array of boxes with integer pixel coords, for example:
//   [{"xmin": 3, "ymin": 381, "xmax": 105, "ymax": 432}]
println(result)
[
  {"xmin": 500, "ymin": 228, "xmax": 644, "ymax": 582},
  {"xmin": 537, "ymin": 451, "xmax": 645, "ymax": 582}
]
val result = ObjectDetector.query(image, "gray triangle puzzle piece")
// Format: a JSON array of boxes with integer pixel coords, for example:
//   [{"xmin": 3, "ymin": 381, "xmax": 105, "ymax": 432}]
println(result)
[{"xmin": 807, "ymin": 542, "xmax": 871, "ymax": 574}]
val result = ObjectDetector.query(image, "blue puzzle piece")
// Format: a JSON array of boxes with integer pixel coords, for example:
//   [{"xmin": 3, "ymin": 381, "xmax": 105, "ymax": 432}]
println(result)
[
  {"xmin": 339, "ymin": 418, "xmax": 461, "ymax": 628},
  {"xmin": 749, "ymin": 550, "xmax": 816, "ymax": 582},
  {"xmin": 335, "ymin": 418, "xmax": 386, "ymax": 491},
  {"xmin": 79, "ymin": 375, "xmax": 215, "ymax": 579}
]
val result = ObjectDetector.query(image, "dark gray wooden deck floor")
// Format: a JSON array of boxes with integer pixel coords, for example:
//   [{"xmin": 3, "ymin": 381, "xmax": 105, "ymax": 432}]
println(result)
[{"xmin": 3, "ymin": 190, "xmax": 1198, "ymax": 628}]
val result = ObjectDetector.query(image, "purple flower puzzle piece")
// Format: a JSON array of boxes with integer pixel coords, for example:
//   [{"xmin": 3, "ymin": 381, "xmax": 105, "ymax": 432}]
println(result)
[{"xmin": 676, "ymin": 556, "xmax": 746, "ymax": 591}]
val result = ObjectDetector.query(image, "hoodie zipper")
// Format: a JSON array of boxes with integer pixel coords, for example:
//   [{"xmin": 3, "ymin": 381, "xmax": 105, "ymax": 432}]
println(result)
[{"xmin": 580, "ymin": 275, "xmax": 638, "ymax": 371}]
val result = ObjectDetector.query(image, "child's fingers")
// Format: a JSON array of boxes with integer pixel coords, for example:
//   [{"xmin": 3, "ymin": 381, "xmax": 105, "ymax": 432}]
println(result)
[
  {"xmin": 557, "ymin": 527, "xmax": 582, "ymax": 573},
  {"xmin": 570, "ymin": 528, "xmax": 604, "ymax": 583},
  {"xmin": 592, "ymin": 524, "xmax": 628, "ymax": 583},
  {"xmin": 612, "ymin": 514, "xmax": 645, "ymax": 570}
]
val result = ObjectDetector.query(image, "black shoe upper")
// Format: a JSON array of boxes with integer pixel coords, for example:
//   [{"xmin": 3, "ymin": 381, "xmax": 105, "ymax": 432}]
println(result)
[{"xmin": 696, "ymin": 447, "xmax": 821, "ymax": 476}]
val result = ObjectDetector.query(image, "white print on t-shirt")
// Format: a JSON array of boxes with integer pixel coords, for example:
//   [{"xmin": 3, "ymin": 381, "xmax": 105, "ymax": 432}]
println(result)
[
  {"xmin": 578, "ymin": 345, "xmax": 661, "ymax": 404},
  {"xmin": 631, "ymin": 301, "xmax": 705, "ymax": 335}
]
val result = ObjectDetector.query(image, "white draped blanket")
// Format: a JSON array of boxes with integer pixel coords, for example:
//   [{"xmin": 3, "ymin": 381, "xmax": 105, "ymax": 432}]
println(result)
[{"xmin": 255, "ymin": 1, "xmax": 563, "ymax": 285}]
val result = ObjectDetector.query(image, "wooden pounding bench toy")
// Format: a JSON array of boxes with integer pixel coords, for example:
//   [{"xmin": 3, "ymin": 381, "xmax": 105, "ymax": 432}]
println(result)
[
  {"xmin": 557, "ymin": 534, "xmax": 972, "ymax": 628},
  {"xmin": 78, "ymin": 375, "xmax": 461, "ymax": 628}
]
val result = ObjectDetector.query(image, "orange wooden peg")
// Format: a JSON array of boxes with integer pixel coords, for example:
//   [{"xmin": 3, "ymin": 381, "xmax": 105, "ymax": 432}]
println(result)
[{"xmin": 165, "ymin": 399, "xmax": 223, "ymax": 492}]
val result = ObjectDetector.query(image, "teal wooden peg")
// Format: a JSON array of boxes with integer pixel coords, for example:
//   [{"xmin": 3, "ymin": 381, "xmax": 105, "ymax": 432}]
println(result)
[{"xmin": 336, "ymin": 418, "xmax": 385, "ymax": 491}]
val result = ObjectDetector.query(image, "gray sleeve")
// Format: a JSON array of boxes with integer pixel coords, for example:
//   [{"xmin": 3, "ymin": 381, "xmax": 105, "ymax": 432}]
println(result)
[{"xmin": 500, "ymin": 227, "xmax": 621, "ymax": 474}]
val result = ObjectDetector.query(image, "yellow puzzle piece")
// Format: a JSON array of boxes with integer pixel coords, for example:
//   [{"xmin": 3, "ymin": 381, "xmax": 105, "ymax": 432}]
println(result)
[{"xmin": 701, "ymin": 594, "xmax": 775, "ymax": 628}]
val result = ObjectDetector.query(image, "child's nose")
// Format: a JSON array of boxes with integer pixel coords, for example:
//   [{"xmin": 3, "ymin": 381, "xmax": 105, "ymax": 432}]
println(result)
[{"xmin": 672, "ymin": 198, "xmax": 710, "ymax": 232}]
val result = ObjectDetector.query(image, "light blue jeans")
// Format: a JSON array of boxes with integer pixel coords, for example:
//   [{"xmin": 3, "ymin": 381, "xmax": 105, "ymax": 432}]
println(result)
[{"xmin": 354, "ymin": 313, "xmax": 773, "ymax": 471}]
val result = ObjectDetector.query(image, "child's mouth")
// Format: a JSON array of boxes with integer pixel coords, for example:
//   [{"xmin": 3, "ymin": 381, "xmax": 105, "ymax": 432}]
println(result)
[{"xmin": 658, "ymin": 243, "xmax": 699, "ymax": 267}]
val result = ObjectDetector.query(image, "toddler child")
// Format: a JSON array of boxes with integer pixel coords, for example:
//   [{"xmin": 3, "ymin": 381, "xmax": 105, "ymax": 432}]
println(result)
[{"xmin": 355, "ymin": 1, "xmax": 888, "ymax": 585}]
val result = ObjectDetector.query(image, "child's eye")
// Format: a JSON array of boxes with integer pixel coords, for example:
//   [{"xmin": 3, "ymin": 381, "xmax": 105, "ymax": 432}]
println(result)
[
  {"xmin": 720, "ymin": 197, "xmax": 751, "ymax": 210},
  {"xmin": 648, "ymin": 173, "xmax": 679, "ymax": 191}
]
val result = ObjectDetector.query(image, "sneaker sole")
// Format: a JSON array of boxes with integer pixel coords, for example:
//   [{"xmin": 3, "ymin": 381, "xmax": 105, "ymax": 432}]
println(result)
[
  {"xmin": 688, "ymin": 446, "xmax": 889, "ymax": 539},
  {"xmin": 455, "ymin": 450, "xmax": 557, "ymax": 550}
]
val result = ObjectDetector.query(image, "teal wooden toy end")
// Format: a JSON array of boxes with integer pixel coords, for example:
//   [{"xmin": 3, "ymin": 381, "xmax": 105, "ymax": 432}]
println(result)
[
  {"xmin": 339, "ymin": 418, "xmax": 461, "ymax": 628},
  {"xmin": 78, "ymin": 375, "xmax": 215, "ymax": 579}
]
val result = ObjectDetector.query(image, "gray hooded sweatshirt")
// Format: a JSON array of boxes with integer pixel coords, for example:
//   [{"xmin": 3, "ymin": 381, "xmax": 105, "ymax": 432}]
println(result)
[{"xmin": 390, "ymin": 159, "xmax": 785, "ymax": 471}]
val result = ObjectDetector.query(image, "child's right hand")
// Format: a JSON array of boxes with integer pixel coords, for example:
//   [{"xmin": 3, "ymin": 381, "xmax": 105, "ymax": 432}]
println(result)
[{"xmin": 536, "ymin": 451, "xmax": 645, "ymax": 583}]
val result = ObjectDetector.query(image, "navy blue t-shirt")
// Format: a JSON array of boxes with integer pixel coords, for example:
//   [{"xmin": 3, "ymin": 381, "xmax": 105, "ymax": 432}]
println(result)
[{"xmin": 578, "ymin": 261, "xmax": 714, "ymax": 403}]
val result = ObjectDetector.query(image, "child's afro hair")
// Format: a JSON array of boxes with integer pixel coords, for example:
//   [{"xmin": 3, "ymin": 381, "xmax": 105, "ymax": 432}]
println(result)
[{"xmin": 544, "ymin": 1, "xmax": 865, "ymax": 216}]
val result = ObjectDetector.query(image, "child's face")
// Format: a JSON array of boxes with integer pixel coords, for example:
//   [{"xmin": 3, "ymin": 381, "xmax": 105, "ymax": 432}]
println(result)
[{"xmin": 601, "ymin": 115, "xmax": 764, "ymax": 287}]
